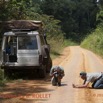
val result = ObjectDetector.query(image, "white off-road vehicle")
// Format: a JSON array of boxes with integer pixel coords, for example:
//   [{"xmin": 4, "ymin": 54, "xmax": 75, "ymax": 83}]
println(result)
[{"xmin": 0, "ymin": 20, "xmax": 52, "ymax": 78}]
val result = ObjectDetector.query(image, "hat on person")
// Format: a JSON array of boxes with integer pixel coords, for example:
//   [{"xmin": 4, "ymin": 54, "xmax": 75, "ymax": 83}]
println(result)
[{"xmin": 80, "ymin": 71, "xmax": 86, "ymax": 76}]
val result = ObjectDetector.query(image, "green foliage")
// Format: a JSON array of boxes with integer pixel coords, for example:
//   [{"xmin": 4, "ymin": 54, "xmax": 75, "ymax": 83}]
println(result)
[
  {"xmin": 0, "ymin": 0, "xmax": 100, "ymax": 43},
  {"xmin": 31, "ymin": 14, "xmax": 65, "ymax": 53},
  {"xmin": 0, "ymin": 0, "xmax": 41, "ymax": 20},
  {"xmin": 41, "ymin": 0, "xmax": 99, "ymax": 42},
  {"xmin": 81, "ymin": 1, "xmax": 103, "ymax": 56},
  {"xmin": 81, "ymin": 24, "xmax": 103, "ymax": 56},
  {"xmin": 97, "ymin": 10, "xmax": 103, "ymax": 22}
]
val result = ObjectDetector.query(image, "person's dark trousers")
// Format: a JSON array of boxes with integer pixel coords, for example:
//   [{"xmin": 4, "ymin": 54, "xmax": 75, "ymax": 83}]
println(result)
[{"xmin": 92, "ymin": 75, "xmax": 103, "ymax": 89}]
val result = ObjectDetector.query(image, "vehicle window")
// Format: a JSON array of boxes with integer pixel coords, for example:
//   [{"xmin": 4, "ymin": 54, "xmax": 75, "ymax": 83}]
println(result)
[
  {"xmin": 18, "ymin": 36, "xmax": 38, "ymax": 50},
  {"xmin": 5, "ymin": 36, "xmax": 17, "ymax": 45},
  {"xmin": 5, "ymin": 36, "xmax": 17, "ymax": 54}
]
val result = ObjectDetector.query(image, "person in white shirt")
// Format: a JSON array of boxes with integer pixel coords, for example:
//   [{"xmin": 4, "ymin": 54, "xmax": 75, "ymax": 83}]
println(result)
[{"xmin": 72, "ymin": 71, "xmax": 103, "ymax": 89}]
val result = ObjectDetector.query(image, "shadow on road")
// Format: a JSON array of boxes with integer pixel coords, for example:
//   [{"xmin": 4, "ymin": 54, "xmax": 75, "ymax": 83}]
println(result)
[
  {"xmin": 0, "ymin": 71, "xmax": 52, "ymax": 101},
  {"xmin": 0, "ymin": 79, "xmax": 53, "ymax": 100}
]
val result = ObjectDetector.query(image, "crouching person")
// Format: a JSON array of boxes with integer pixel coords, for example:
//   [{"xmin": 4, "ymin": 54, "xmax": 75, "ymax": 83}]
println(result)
[
  {"xmin": 72, "ymin": 71, "xmax": 103, "ymax": 89},
  {"xmin": 50, "ymin": 66, "xmax": 65, "ymax": 86}
]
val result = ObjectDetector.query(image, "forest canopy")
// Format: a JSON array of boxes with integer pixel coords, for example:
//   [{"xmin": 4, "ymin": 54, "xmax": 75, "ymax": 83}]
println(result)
[{"xmin": 0, "ymin": 0, "xmax": 103, "ymax": 43}]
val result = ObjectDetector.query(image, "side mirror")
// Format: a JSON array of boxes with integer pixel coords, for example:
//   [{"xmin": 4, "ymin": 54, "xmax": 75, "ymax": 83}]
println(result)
[
  {"xmin": 44, "ymin": 33, "xmax": 47, "ymax": 44},
  {"xmin": 44, "ymin": 33, "xmax": 46, "ymax": 39}
]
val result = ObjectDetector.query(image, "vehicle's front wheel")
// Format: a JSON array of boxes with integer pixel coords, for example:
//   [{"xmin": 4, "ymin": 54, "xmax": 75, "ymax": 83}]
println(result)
[{"xmin": 46, "ymin": 57, "xmax": 52, "ymax": 73}]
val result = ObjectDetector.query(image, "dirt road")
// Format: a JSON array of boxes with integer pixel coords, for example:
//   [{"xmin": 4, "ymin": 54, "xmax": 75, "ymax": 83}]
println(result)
[{"xmin": 0, "ymin": 46, "xmax": 103, "ymax": 103}]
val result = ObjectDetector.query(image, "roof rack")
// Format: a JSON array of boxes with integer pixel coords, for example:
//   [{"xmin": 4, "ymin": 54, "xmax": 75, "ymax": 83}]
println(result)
[
  {"xmin": 0, "ymin": 20, "xmax": 43, "ymax": 32},
  {"xmin": 12, "ymin": 29, "xmax": 37, "ymax": 32}
]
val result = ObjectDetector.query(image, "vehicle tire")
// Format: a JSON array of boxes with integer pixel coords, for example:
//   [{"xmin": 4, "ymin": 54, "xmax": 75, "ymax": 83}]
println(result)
[
  {"xmin": 46, "ymin": 57, "xmax": 52, "ymax": 73},
  {"xmin": 39, "ymin": 65, "xmax": 46, "ymax": 78}
]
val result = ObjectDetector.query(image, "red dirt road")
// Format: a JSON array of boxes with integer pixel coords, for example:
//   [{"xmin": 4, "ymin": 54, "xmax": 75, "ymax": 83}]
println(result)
[{"xmin": 0, "ymin": 46, "xmax": 103, "ymax": 103}]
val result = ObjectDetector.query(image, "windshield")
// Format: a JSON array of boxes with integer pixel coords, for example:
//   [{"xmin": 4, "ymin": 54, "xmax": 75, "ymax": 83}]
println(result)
[{"xmin": 18, "ymin": 36, "xmax": 38, "ymax": 50}]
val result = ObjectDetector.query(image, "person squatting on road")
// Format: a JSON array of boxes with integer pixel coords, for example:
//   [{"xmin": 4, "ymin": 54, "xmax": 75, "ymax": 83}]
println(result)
[
  {"xmin": 72, "ymin": 71, "xmax": 103, "ymax": 89},
  {"xmin": 50, "ymin": 66, "xmax": 65, "ymax": 86}
]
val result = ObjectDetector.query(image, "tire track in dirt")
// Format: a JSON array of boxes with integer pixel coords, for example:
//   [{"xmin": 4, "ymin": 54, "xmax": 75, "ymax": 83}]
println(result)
[
  {"xmin": 81, "ymin": 48, "xmax": 103, "ymax": 103},
  {"xmin": 80, "ymin": 51, "xmax": 95, "ymax": 103},
  {"xmin": 73, "ymin": 47, "xmax": 94, "ymax": 103}
]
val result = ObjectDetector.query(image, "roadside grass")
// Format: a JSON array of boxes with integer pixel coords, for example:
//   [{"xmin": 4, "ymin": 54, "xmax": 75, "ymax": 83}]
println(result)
[
  {"xmin": 81, "ymin": 26, "xmax": 103, "ymax": 57},
  {"xmin": 50, "ymin": 39, "xmax": 77, "ymax": 59}
]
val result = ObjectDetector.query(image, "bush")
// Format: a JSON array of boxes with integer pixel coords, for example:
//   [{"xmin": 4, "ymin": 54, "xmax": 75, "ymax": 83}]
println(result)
[
  {"xmin": 0, "ymin": 69, "xmax": 5, "ymax": 86},
  {"xmin": 81, "ymin": 25, "xmax": 103, "ymax": 56}
]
